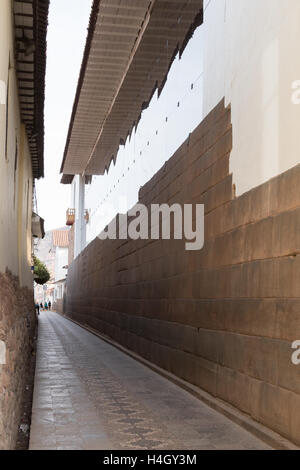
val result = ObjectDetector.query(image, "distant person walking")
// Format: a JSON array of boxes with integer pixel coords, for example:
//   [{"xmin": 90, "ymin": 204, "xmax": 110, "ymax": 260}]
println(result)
[
  {"xmin": 48, "ymin": 300, "xmax": 52, "ymax": 311},
  {"xmin": 40, "ymin": 303, "xmax": 43, "ymax": 311},
  {"xmin": 35, "ymin": 303, "xmax": 40, "ymax": 316},
  {"xmin": 44, "ymin": 301, "xmax": 48, "ymax": 311}
]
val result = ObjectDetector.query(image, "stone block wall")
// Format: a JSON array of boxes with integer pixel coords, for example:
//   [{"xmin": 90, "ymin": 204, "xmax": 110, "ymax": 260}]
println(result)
[
  {"xmin": 53, "ymin": 298, "xmax": 63, "ymax": 314},
  {"xmin": 0, "ymin": 270, "xmax": 36, "ymax": 449},
  {"xmin": 65, "ymin": 99, "xmax": 300, "ymax": 445},
  {"xmin": 68, "ymin": 225, "xmax": 74, "ymax": 266}
]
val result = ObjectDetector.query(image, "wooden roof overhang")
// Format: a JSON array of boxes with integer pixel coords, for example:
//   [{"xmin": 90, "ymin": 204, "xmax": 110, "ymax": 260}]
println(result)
[
  {"xmin": 61, "ymin": 0, "xmax": 203, "ymax": 184},
  {"xmin": 14, "ymin": 0, "xmax": 49, "ymax": 179}
]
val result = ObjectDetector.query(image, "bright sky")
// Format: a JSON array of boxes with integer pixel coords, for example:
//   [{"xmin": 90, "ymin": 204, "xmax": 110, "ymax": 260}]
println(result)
[{"xmin": 36, "ymin": 0, "xmax": 92, "ymax": 231}]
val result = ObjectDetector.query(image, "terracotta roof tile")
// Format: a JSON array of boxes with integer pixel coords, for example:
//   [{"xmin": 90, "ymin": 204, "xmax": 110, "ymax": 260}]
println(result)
[{"xmin": 52, "ymin": 229, "xmax": 69, "ymax": 247}]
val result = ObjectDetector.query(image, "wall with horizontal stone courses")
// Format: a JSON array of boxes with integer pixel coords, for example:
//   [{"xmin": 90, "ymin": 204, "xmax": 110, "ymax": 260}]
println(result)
[
  {"xmin": 68, "ymin": 225, "xmax": 75, "ymax": 266},
  {"xmin": 65, "ymin": 99, "xmax": 300, "ymax": 445},
  {"xmin": 53, "ymin": 298, "xmax": 63, "ymax": 314},
  {"xmin": 0, "ymin": 270, "xmax": 36, "ymax": 450}
]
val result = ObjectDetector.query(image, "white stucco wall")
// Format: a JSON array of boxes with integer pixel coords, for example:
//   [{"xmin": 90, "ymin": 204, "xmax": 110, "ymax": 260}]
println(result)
[
  {"xmin": 71, "ymin": 175, "xmax": 87, "ymax": 257},
  {"xmin": 0, "ymin": 0, "xmax": 34, "ymax": 288},
  {"xmin": 54, "ymin": 280, "xmax": 65, "ymax": 301},
  {"xmin": 203, "ymin": 0, "xmax": 300, "ymax": 196},
  {"xmin": 54, "ymin": 246, "xmax": 68, "ymax": 282}
]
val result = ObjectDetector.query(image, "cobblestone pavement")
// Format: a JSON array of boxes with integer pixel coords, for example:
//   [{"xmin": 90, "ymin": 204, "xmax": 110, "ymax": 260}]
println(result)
[{"xmin": 29, "ymin": 312, "xmax": 270, "ymax": 450}]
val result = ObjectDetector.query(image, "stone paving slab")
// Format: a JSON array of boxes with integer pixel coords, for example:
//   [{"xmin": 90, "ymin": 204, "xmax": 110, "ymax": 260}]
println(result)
[{"xmin": 29, "ymin": 312, "xmax": 271, "ymax": 450}]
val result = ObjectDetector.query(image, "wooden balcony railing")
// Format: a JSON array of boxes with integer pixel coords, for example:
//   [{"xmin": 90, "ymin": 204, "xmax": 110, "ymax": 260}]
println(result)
[
  {"xmin": 66, "ymin": 208, "xmax": 89, "ymax": 226},
  {"xmin": 66, "ymin": 208, "xmax": 75, "ymax": 226}
]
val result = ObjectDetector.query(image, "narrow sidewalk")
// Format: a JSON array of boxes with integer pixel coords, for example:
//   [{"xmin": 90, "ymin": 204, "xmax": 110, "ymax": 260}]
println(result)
[{"xmin": 29, "ymin": 312, "xmax": 270, "ymax": 450}]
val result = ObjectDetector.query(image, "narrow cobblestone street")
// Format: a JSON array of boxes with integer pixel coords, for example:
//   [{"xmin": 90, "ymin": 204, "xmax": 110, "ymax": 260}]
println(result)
[{"xmin": 29, "ymin": 312, "xmax": 270, "ymax": 450}]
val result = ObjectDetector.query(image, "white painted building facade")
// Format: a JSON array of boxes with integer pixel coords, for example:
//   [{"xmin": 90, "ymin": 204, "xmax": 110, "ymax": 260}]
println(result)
[
  {"xmin": 54, "ymin": 246, "xmax": 68, "ymax": 284},
  {"xmin": 52, "ymin": 229, "xmax": 69, "ymax": 302},
  {"xmin": 0, "ymin": 0, "xmax": 35, "ymax": 288}
]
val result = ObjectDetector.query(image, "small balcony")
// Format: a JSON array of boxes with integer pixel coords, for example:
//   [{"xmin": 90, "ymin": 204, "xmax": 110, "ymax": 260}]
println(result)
[
  {"xmin": 66, "ymin": 208, "xmax": 89, "ymax": 226},
  {"xmin": 66, "ymin": 208, "xmax": 75, "ymax": 226}
]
